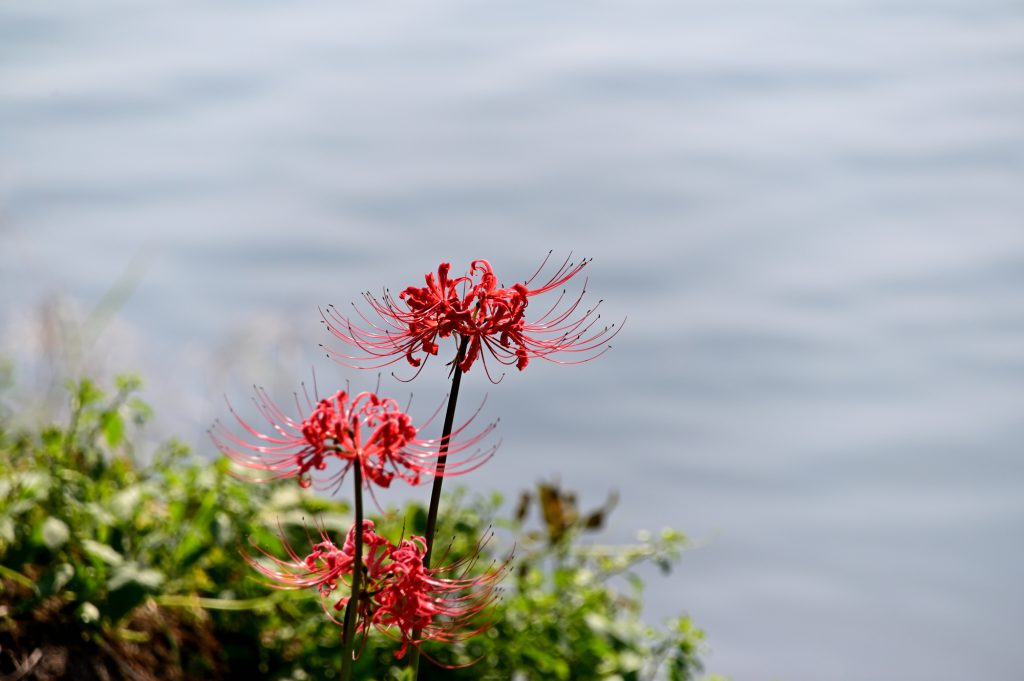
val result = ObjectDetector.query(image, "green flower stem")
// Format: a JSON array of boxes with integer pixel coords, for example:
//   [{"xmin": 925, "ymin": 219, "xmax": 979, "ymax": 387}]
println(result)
[
  {"xmin": 0, "ymin": 565, "xmax": 37, "ymax": 592},
  {"xmin": 409, "ymin": 335, "xmax": 469, "ymax": 678},
  {"xmin": 423, "ymin": 335, "xmax": 469, "ymax": 568},
  {"xmin": 154, "ymin": 593, "xmax": 311, "ymax": 610},
  {"xmin": 339, "ymin": 463, "xmax": 365, "ymax": 681}
]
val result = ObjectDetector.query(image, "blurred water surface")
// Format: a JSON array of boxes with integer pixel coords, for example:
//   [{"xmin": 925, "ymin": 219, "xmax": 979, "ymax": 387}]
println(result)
[{"xmin": 2, "ymin": 1, "xmax": 1023, "ymax": 679}]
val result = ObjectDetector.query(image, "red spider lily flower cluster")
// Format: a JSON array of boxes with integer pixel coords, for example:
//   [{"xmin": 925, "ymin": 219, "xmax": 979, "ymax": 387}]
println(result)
[
  {"xmin": 322, "ymin": 253, "xmax": 621, "ymax": 381},
  {"xmin": 215, "ymin": 253, "xmax": 616, "ymax": 673},
  {"xmin": 210, "ymin": 387, "xmax": 496, "ymax": 493},
  {"xmin": 247, "ymin": 520, "xmax": 508, "ymax": 662}
]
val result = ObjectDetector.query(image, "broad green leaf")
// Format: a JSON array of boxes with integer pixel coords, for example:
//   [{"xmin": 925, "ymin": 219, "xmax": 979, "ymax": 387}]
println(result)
[
  {"xmin": 82, "ymin": 539, "xmax": 124, "ymax": 566},
  {"xmin": 13, "ymin": 471, "xmax": 51, "ymax": 499},
  {"xmin": 102, "ymin": 410, "xmax": 125, "ymax": 448},
  {"xmin": 40, "ymin": 517, "xmax": 69, "ymax": 550},
  {"xmin": 108, "ymin": 563, "xmax": 164, "ymax": 592},
  {"xmin": 106, "ymin": 563, "xmax": 166, "ymax": 622},
  {"xmin": 110, "ymin": 485, "xmax": 143, "ymax": 521}
]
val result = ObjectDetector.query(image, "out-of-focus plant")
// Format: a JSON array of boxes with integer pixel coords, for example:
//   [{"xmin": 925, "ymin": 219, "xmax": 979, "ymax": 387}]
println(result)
[
  {"xmin": 0, "ymin": 373, "xmax": 343, "ymax": 679},
  {"xmin": 401, "ymin": 483, "xmax": 706, "ymax": 681},
  {"xmin": 0, "ymin": 373, "xmax": 719, "ymax": 680}
]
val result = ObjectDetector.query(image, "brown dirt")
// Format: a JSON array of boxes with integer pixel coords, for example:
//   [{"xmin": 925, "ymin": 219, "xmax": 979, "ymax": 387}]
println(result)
[{"xmin": 1, "ymin": 580, "xmax": 225, "ymax": 681}]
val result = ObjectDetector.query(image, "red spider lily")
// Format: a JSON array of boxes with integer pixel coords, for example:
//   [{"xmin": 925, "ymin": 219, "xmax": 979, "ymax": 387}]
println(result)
[
  {"xmin": 210, "ymin": 386, "xmax": 496, "ymax": 494},
  {"xmin": 243, "ymin": 520, "xmax": 388, "ymax": 603},
  {"xmin": 245, "ymin": 520, "xmax": 509, "ymax": 663},
  {"xmin": 321, "ymin": 252, "xmax": 621, "ymax": 382},
  {"xmin": 370, "ymin": 532, "xmax": 509, "ymax": 662}
]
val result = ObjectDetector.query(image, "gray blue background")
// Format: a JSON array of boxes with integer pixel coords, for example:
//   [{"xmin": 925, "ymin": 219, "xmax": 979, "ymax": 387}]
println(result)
[{"xmin": 2, "ymin": 2, "xmax": 1023, "ymax": 679}]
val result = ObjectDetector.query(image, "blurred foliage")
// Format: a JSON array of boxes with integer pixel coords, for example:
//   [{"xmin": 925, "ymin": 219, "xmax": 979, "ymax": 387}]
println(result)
[{"xmin": 0, "ymin": 373, "xmax": 719, "ymax": 680}]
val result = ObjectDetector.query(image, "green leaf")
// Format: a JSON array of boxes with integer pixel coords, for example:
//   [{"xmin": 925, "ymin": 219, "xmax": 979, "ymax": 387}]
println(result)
[
  {"xmin": 82, "ymin": 539, "xmax": 125, "ymax": 566},
  {"xmin": 127, "ymin": 397, "xmax": 153, "ymax": 426},
  {"xmin": 39, "ymin": 562, "xmax": 75, "ymax": 596},
  {"xmin": 0, "ymin": 517, "xmax": 14, "ymax": 544},
  {"xmin": 110, "ymin": 485, "xmax": 143, "ymax": 521},
  {"xmin": 108, "ymin": 563, "xmax": 165, "ymax": 592},
  {"xmin": 102, "ymin": 410, "xmax": 125, "ymax": 448},
  {"xmin": 41, "ymin": 427, "xmax": 63, "ymax": 450},
  {"xmin": 106, "ymin": 563, "xmax": 166, "ymax": 622},
  {"xmin": 13, "ymin": 471, "xmax": 51, "ymax": 500},
  {"xmin": 114, "ymin": 374, "xmax": 142, "ymax": 393},
  {"xmin": 40, "ymin": 517, "xmax": 70, "ymax": 550},
  {"xmin": 0, "ymin": 565, "xmax": 37, "ymax": 593},
  {"xmin": 75, "ymin": 378, "xmax": 104, "ymax": 408}
]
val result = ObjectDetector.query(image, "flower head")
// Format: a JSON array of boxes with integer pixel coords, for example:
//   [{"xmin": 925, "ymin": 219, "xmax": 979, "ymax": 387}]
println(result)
[
  {"xmin": 246, "ymin": 520, "xmax": 508, "ymax": 662},
  {"xmin": 370, "ymin": 532, "xmax": 507, "ymax": 661},
  {"xmin": 321, "ymin": 252, "xmax": 621, "ymax": 381},
  {"xmin": 243, "ymin": 520, "xmax": 386, "ymax": 599},
  {"xmin": 211, "ymin": 386, "xmax": 495, "ymax": 493}
]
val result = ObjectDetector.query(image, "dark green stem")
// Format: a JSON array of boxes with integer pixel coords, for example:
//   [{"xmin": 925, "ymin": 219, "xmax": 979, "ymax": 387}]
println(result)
[
  {"xmin": 339, "ymin": 464, "xmax": 364, "ymax": 681},
  {"xmin": 408, "ymin": 335, "xmax": 469, "ymax": 677},
  {"xmin": 423, "ymin": 335, "xmax": 469, "ymax": 568}
]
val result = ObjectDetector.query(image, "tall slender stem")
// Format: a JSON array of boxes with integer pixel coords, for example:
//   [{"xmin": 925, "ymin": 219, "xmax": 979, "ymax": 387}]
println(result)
[
  {"xmin": 423, "ymin": 335, "xmax": 469, "ymax": 568},
  {"xmin": 408, "ymin": 336, "xmax": 469, "ymax": 678},
  {"xmin": 339, "ymin": 464, "xmax": 364, "ymax": 681}
]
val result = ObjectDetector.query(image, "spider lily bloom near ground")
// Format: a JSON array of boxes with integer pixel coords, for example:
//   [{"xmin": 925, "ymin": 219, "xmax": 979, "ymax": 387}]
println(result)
[
  {"xmin": 243, "ymin": 520, "xmax": 390, "ymax": 601},
  {"xmin": 245, "ymin": 520, "xmax": 509, "ymax": 664},
  {"xmin": 371, "ymin": 531, "xmax": 509, "ymax": 662},
  {"xmin": 210, "ymin": 386, "xmax": 497, "ymax": 494},
  {"xmin": 321, "ymin": 253, "xmax": 623, "ymax": 382}
]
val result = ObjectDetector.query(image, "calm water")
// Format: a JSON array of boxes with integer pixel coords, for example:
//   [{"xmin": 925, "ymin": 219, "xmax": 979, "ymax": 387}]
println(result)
[{"xmin": 2, "ymin": 1, "xmax": 1023, "ymax": 679}]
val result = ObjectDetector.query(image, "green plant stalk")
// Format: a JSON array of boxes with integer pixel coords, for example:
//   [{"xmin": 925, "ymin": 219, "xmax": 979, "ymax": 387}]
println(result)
[
  {"xmin": 0, "ymin": 564, "xmax": 37, "ymax": 592},
  {"xmin": 339, "ymin": 463, "xmax": 364, "ymax": 681},
  {"xmin": 408, "ymin": 335, "xmax": 469, "ymax": 677},
  {"xmin": 423, "ymin": 336, "xmax": 469, "ymax": 568},
  {"xmin": 154, "ymin": 589, "xmax": 318, "ymax": 610}
]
